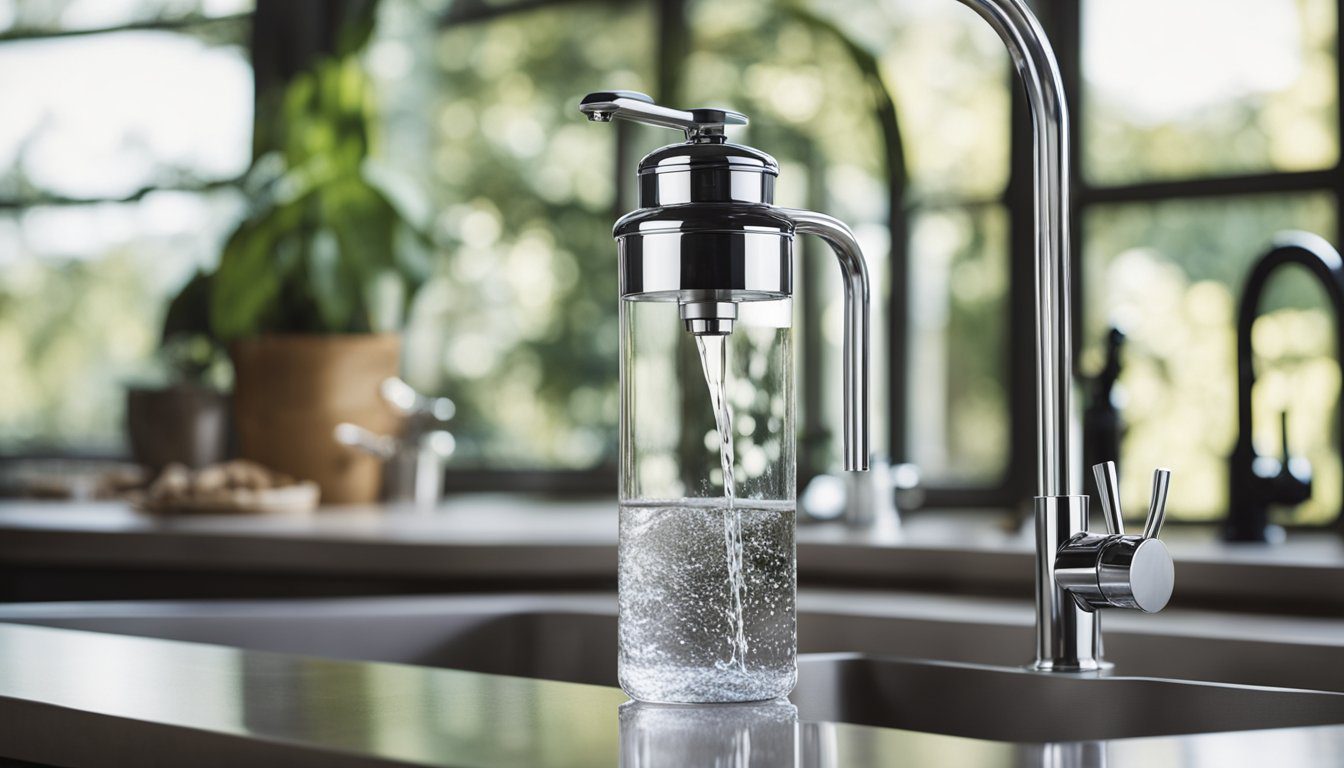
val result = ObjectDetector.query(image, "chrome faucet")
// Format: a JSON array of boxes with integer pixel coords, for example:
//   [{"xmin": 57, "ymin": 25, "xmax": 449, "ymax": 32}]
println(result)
[{"xmin": 955, "ymin": 0, "xmax": 1174, "ymax": 672}]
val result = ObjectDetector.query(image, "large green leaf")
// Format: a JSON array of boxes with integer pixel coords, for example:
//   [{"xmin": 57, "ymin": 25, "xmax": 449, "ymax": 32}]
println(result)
[{"xmin": 206, "ymin": 14, "xmax": 430, "ymax": 340}]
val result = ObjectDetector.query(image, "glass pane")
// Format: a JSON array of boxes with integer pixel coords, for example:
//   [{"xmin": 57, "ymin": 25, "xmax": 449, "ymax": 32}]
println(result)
[
  {"xmin": 0, "ymin": 190, "xmax": 246, "ymax": 452},
  {"xmin": 1083, "ymin": 0, "xmax": 1339, "ymax": 184},
  {"xmin": 689, "ymin": 0, "xmax": 1009, "ymax": 200},
  {"xmin": 870, "ymin": 0, "xmax": 1011, "ymax": 199},
  {"xmin": 0, "ymin": 27, "xmax": 253, "ymax": 200},
  {"xmin": 0, "ymin": 0, "xmax": 251, "ymax": 33},
  {"xmin": 906, "ymin": 204, "xmax": 1010, "ymax": 485},
  {"xmin": 1083, "ymin": 193, "xmax": 1338, "ymax": 524},
  {"xmin": 372, "ymin": 0, "xmax": 654, "ymax": 469}
]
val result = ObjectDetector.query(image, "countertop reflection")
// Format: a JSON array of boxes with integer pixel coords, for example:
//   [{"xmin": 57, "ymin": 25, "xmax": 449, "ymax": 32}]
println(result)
[{"xmin": 3, "ymin": 622, "xmax": 1344, "ymax": 767}]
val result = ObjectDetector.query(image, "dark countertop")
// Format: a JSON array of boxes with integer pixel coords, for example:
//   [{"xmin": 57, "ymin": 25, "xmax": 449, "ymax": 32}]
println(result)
[{"xmin": 1, "ymin": 498, "xmax": 1342, "ymax": 610}]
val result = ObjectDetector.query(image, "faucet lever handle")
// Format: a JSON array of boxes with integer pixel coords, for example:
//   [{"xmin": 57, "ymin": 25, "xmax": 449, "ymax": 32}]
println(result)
[
  {"xmin": 579, "ymin": 91, "xmax": 747, "ymax": 141},
  {"xmin": 1091, "ymin": 461, "xmax": 1125, "ymax": 535},
  {"xmin": 1143, "ymin": 468, "xmax": 1171, "ymax": 539}
]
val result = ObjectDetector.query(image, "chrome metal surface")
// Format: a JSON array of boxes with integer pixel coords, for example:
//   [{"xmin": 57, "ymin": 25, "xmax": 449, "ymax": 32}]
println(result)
[
  {"xmin": 1092, "ymin": 461, "xmax": 1124, "ymax": 535},
  {"xmin": 613, "ymin": 204, "xmax": 792, "ymax": 297},
  {"xmin": 637, "ymin": 142, "xmax": 778, "ymax": 206},
  {"xmin": 780, "ymin": 209, "xmax": 871, "ymax": 473},
  {"xmin": 952, "ymin": 0, "xmax": 1177, "ymax": 672},
  {"xmin": 955, "ymin": 0, "xmax": 1073, "ymax": 499},
  {"xmin": 334, "ymin": 378, "xmax": 456, "ymax": 506},
  {"xmin": 1053, "ymin": 464, "xmax": 1175, "ymax": 618},
  {"xmin": 958, "ymin": 0, "xmax": 1084, "ymax": 673},
  {"xmin": 1096, "ymin": 537, "xmax": 1173, "ymax": 613},
  {"xmin": 678, "ymin": 298, "xmax": 738, "ymax": 336},
  {"xmin": 1143, "ymin": 468, "xmax": 1170, "ymax": 539},
  {"xmin": 1032, "ymin": 495, "xmax": 1104, "ymax": 672},
  {"xmin": 580, "ymin": 90, "xmax": 747, "ymax": 143}
]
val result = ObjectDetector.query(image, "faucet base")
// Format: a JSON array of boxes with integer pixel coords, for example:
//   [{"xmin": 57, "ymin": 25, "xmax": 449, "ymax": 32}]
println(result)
[
  {"xmin": 1031, "ymin": 495, "xmax": 1107, "ymax": 673},
  {"xmin": 1027, "ymin": 659, "xmax": 1114, "ymax": 675}
]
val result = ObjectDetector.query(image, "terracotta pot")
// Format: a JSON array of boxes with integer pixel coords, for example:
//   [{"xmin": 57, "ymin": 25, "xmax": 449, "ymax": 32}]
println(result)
[{"xmin": 231, "ymin": 334, "xmax": 401, "ymax": 505}]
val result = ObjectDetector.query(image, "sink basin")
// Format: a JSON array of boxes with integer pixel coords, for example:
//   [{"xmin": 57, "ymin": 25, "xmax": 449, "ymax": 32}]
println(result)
[
  {"xmin": 793, "ymin": 654, "xmax": 1344, "ymax": 742},
  {"xmin": 3, "ymin": 593, "xmax": 1342, "ymax": 742}
]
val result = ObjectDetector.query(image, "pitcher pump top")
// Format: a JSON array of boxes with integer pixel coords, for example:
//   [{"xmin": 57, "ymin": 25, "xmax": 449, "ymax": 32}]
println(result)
[
  {"xmin": 581, "ymin": 90, "xmax": 871, "ymax": 471},
  {"xmin": 581, "ymin": 90, "xmax": 795, "ymax": 336}
]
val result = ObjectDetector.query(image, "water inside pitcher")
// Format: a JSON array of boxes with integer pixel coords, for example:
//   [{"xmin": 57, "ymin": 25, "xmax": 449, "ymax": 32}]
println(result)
[{"xmin": 618, "ymin": 297, "xmax": 796, "ymax": 703}]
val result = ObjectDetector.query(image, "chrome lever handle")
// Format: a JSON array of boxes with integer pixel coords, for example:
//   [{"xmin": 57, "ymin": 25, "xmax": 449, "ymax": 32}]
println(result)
[
  {"xmin": 1091, "ymin": 461, "xmax": 1124, "ymax": 535},
  {"xmin": 1144, "ymin": 468, "xmax": 1171, "ymax": 539},
  {"xmin": 1058, "ymin": 464, "xmax": 1175, "ymax": 613},
  {"xmin": 579, "ymin": 91, "xmax": 747, "ymax": 141}
]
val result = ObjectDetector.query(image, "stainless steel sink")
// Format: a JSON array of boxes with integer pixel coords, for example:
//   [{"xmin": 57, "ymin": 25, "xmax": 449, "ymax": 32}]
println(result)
[{"xmin": 3, "ymin": 593, "xmax": 1342, "ymax": 743}]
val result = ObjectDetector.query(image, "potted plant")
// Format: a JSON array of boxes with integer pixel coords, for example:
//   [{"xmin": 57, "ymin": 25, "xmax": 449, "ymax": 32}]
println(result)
[
  {"xmin": 207, "ymin": 37, "xmax": 430, "ymax": 504},
  {"xmin": 125, "ymin": 270, "xmax": 232, "ymax": 475}
]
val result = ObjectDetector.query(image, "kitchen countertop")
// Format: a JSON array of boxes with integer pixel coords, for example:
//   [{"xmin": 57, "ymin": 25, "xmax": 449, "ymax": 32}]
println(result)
[
  {"xmin": 3, "ymin": 618, "xmax": 1344, "ymax": 767},
  {"xmin": 1, "ymin": 497, "xmax": 1343, "ymax": 610}
]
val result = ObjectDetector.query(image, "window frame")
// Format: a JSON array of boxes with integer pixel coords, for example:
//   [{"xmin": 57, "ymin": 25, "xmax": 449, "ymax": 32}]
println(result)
[{"xmin": 1048, "ymin": 0, "xmax": 1344, "ymax": 527}]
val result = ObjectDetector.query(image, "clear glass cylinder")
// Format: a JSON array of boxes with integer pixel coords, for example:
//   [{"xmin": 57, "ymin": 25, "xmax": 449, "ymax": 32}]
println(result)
[{"xmin": 618, "ymin": 296, "xmax": 796, "ymax": 703}]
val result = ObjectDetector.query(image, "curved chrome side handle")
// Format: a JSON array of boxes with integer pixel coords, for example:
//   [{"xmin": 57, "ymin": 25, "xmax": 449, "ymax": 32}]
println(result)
[{"xmin": 778, "ymin": 208, "xmax": 871, "ymax": 472}]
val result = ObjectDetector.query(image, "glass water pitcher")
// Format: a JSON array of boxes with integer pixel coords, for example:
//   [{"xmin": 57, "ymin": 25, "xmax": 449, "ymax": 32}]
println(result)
[{"xmin": 580, "ymin": 91, "xmax": 871, "ymax": 703}]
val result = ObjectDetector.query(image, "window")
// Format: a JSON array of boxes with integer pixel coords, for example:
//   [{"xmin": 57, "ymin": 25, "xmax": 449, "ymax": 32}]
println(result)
[
  {"xmin": 0, "ymin": 2, "xmax": 253, "ymax": 454},
  {"xmin": 371, "ymin": 0, "xmax": 654, "ymax": 470},
  {"xmin": 5, "ymin": 0, "xmax": 1342, "ymax": 528},
  {"xmin": 1076, "ymin": 0, "xmax": 1342, "ymax": 525}
]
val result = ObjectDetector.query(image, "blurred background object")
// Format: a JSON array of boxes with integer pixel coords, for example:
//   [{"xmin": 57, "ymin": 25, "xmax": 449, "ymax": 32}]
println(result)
[
  {"xmin": 1083, "ymin": 327, "xmax": 1126, "ymax": 496},
  {"xmin": 124, "ymin": 269, "xmax": 231, "ymax": 475},
  {"xmin": 1225, "ymin": 232, "xmax": 1344, "ymax": 541},
  {"xmin": 136, "ymin": 459, "xmax": 319, "ymax": 515},
  {"xmin": 333, "ymin": 377, "xmax": 456, "ymax": 507}
]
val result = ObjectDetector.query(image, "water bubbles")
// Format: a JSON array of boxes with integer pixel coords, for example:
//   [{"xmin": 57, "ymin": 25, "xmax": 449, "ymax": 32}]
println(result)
[{"xmin": 618, "ymin": 499, "xmax": 797, "ymax": 703}]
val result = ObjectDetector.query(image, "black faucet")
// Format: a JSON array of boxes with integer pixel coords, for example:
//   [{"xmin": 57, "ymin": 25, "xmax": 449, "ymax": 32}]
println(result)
[
  {"xmin": 1226, "ymin": 232, "xmax": 1344, "ymax": 542},
  {"xmin": 1084, "ymin": 327, "xmax": 1126, "ymax": 489}
]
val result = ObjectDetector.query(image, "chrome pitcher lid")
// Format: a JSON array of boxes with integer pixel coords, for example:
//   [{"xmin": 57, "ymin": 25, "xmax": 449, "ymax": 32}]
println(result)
[{"xmin": 580, "ymin": 91, "xmax": 779, "ymax": 206}]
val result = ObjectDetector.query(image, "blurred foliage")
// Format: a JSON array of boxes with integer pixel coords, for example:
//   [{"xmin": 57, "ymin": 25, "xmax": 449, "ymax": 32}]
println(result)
[
  {"xmin": 372, "ymin": 0, "xmax": 653, "ymax": 467},
  {"xmin": 683, "ymin": 0, "xmax": 1008, "ymax": 477},
  {"xmin": 210, "ymin": 31, "xmax": 431, "ymax": 341},
  {"xmin": 159, "ymin": 269, "xmax": 230, "ymax": 386},
  {"xmin": 1084, "ymin": 0, "xmax": 1338, "ymax": 184},
  {"xmin": 907, "ymin": 205, "xmax": 1009, "ymax": 483},
  {"xmin": 0, "ymin": 230, "xmax": 194, "ymax": 449}
]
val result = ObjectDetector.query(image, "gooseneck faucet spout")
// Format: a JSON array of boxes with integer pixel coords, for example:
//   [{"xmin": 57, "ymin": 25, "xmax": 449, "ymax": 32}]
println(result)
[
  {"xmin": 955, "ymin": 0, "xmax": 1072, "ymax": 498},
  {"xmin": 954, "ymin": 0, "xmax": 1173, "ymax": 672}
]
